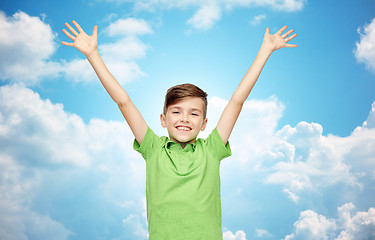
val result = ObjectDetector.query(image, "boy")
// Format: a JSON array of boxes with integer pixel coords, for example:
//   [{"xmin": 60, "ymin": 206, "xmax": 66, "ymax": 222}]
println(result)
[{"xmin": 62, "ymin": 20, "xmax": 297, "ymax": 239}]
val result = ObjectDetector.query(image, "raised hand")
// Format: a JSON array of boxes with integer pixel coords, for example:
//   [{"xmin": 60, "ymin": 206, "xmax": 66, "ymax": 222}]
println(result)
[
  {"xmin": 61, "ymin": 21, "xmax": 98, "ymax": 57},
  {"xmin": 262, "ymin": 26, "xmax": 297, "ymax": 52}
]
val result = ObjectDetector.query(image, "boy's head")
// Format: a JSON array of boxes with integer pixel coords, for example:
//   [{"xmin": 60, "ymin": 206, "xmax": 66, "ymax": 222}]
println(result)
[
  {"xmin": 163, "ymin": 83, "xmax": 208, "ymax": 118},
  {"xmin": 161, "ymin": 84, "xmax": 208, "ymax": 147}
]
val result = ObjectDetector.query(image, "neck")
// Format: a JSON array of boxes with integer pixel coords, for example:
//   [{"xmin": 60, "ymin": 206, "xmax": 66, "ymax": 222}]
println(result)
[{"xmin": 169, "ymin": 137, "xmax": 196, "ymax": 149}]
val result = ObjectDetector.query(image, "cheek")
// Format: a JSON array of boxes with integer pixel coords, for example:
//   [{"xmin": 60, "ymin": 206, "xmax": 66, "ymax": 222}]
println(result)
[
  {"xmin": 195, "ymin": 118, "xmax": 204, "ymax": 127},
  {"xmin": 166, "ymin": 115, "xmax": 176, "ymax": 126}
]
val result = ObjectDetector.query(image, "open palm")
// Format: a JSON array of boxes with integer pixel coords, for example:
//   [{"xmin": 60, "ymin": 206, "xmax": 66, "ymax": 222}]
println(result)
[
  {"xmin": 61, "ymin": 21, "xmax": 98, "ymax": 57},
  {"xmin": 263, "ymin": 26, "xmax": 297, "ymax": 52}
]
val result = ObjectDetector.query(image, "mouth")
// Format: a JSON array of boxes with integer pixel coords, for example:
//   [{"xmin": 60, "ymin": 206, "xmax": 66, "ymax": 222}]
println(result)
[{"xmin": 176, "ymin": 126, "xmax": 192, "ymax": 131}]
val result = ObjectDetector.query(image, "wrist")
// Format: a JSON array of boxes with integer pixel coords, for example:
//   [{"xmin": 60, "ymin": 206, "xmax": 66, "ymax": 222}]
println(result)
[
  {"xmin": 259, "ymin": 43, "xmax": 274, "ymax": 56},
  {"xmin": 86, "ymin": 48, "xmax": 100, "ymax": 61}
]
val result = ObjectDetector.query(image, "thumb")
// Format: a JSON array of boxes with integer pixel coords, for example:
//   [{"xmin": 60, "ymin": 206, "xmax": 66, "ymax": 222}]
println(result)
[
  {"xmin": 263, "ymin": 27, "xmax": 270, "ymax": 39},
  {"xmin": 93, "ymin": 25, "xmax": 98, "ymax": 36}
]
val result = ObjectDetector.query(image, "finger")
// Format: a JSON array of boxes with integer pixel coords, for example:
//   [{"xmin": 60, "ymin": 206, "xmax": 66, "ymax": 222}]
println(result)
[
  {"xmin": 92, "ymin": 25, "xmax": 98, "ymax": 36},
  {"xmin": 72, "ymin": 20, "xmax": 84, "ymax": 33},
  {"xmin": 65, "ymin": 22, "xmax": 79, "ymax": 36},
  {"xmin": 285, "ymin": 33, "xmax": 297, "ymax": 42},
  {"xmin": 276, "ymin": 25, "xmax": 288, "ymax": 35},
  {"xmin": 62, "ymin": 29, "xmax": 75, "ymax": 41},
  {"xmin": 61, "ymin": 41, "xmax": 74, "ymax": 47},
  {"xmin": 263, "ymin": 27, "xmax": 270, "ymax": 38},
  {"xmin": 281, "ymin": 29, "xmax": 294, "ymax": 38},
  {"xmin": 264, "ymin": 27, "xmax": 270, "ymax": 38},
  {"xmin": 285, "ymin": 43, "xmax": 298, "ymax": 48}
]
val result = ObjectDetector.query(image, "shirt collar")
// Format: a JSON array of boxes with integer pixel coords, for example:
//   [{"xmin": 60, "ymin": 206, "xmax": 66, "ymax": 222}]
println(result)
[{"xmin": 165, "ymin": 138, "xmax": 196, "ymax": 152}]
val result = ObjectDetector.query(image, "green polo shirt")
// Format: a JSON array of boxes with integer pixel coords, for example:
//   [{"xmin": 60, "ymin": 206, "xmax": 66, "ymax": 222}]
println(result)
[{"xmin": 133, "ymin": 127, "xmax": 231, "ymax": 240}]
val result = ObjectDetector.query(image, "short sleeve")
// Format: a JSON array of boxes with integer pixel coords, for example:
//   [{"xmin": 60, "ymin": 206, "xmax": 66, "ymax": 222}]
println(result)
[
  {"xmin": 205, "ymin": 128, "xmax": 231, "ymax": 161},
  {"xmin": 133, "ymin": 126, "xmax": 160, "ymax": 160}
]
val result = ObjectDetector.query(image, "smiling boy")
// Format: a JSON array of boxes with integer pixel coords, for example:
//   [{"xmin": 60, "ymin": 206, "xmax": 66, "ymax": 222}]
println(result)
[
  {"xmin": 135, "ymin": 83, "xmax": 230, "ymax": 239},
  {"xmin": 161, "ymin": 84, "xmax": 209, "ymax": 147},
  {"xmin": 62, "ymin": 20, "xmax": 297, "ymax": 239}
]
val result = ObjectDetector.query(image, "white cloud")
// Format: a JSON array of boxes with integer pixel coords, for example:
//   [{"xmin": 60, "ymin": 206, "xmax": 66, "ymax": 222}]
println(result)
[
  {"xmin": 0, "ymin": 84, "xmax": 91, "ymax": 167},
  {"xmin": 206, "ymin": 96, "xmax": 375, "ymax": 205},
  {"xmin": 262, "ymin": 0, "xmax": 306, "ymax": 11},
  {"xmin": 284, "ymin": 203, "xmax": 375, "ymax": 240},
  {"xmin": 0, "ymin": 84, "xmax": 146, "ymax": 239},
  {"xmin": 263, "ymin": 120, "xmax": 362, "ymax": 202},
  {"xmin": 0, "ymin": 153, "xmax": 73, "ymax": 240},
  {"xmin": 0, "ymin": 11, "xmax": 61, "ymax": 85},
  {"xmin": 125, "ymin": 0, "xmax": 306, "ymax": 30},
  {"xmin": 0, "ymin": 11, "xmax": 151, "ymax": 86},
  {"xmin": 337, "ymin": 105, "xmax": 375, "ymax": 180},
  {"xmin": 336, "ymin": 203, "xmax": 375, "ymax": 240},
  {"xmin": 100, "ymin": 37, "xmax": 149, "ymax": 61},
  {"xmin": 255, "ymin": 228, "xmax": 273, "ymax": 238},
  {"xmin": 61, "ymin": 58, "xmax": 97, "ymax": 84},
  {"xmin": 250, "ymin": 14, "xmax": 266, "ymax": 26},
  {"xmin": 187, "ymin": 3, "xmax": 222, "ymax": 30},
  {"xmin": 223, "ymin": 229, "xmax": 247, "ymax": 240},
  {"xmin": 361, "ymin": 101, "xmax": 375, "ymax": 129},
  {"xmin": 284, "ymin": 209, "xmax": 337, "ymax": 240},
  {"xmin": 106, "ymin": 18, "xmax": 153, "ymax": 36},
  {"xmin": 204, "ymin": 95, "xmax": 285, "ymax": 152},
  {"xmin": 121, "ymin": 214, "xmax": 148, "ymax": 239},
  {"xmin": 131, "ymin": 0, "xmax": 306, "ymax": 12},
  {"xmin": 355, "ymin": 18, "xmax": 375, "ymax": 72},
  {"xmin": 260, "ymin": 113, "xmax": 375, "ymax": 202},
  {"xmin": 63, "ymin": 18, "xmax": 152, "ymax": 85}
]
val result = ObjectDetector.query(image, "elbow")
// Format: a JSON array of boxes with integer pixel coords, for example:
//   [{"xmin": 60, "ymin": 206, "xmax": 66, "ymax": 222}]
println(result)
[
  {"xmin": 114, "ymin": 92, "xmax": 131, "ymax": 108},
  {"xmin": 117, "ymin": 101, "xmax": 124, "ymax": 108},
  {"xmin": 230, "ymin": 95, "xmax": 245, "ymax": 107},
  {"xmin": 116, "ymin": 99, "xmax": 128, "ymax": 108}
]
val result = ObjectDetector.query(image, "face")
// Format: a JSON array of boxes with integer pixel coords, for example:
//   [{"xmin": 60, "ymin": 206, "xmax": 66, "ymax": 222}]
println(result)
[{"xmin": 160, "ymin": 97, "xmax": 207, "ymax": 147}]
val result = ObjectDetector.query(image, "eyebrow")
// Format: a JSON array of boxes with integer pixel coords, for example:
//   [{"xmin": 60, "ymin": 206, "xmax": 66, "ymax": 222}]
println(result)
[{"xmin": 169, "ymin": 106, "xmax": 203, "ymax": 113}]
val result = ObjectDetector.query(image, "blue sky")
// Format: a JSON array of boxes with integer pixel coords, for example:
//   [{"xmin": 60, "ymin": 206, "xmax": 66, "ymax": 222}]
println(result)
[{"xmin": 0, "ymin": 0, "xmax": 375, "ymax": 239}]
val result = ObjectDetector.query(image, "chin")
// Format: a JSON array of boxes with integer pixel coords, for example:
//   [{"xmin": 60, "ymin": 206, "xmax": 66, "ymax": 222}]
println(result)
[
  {"xmin": 175, "ymin": 138, "xmax": 192, "ymax": 143},
  {"xmin": 173, "ymin": 135, "xmax": 197, "ymax": 144}
]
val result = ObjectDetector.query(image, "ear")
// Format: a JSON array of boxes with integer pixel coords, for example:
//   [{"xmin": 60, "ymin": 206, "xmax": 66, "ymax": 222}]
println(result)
[
  {"xmin": 160, "ymin": 113, "xmax": 167, "ymax": 128},
  {"xmin": 200, "ymin": 118, "xmax": 208, "ymax": 131}
]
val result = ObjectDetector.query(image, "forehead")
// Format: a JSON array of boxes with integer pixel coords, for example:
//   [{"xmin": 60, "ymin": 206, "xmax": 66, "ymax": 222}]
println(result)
[{"xmin": 168, "ymin": 97, "xmax": 205, "ymax": 111}]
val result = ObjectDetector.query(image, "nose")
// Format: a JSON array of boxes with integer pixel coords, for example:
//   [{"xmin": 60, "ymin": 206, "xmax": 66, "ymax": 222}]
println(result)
[{"xmin": 180, "ymin": 113, "xmax": 190, "ymax": 123}]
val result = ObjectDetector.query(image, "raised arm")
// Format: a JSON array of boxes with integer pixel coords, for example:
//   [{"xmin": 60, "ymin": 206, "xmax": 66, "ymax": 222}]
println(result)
[
  {"xmin": 62, "ymin": 21, "xmax": 148, "ymax": 144},
  {"xmin": 216, "ymin": 26, "xmax": 297, "ymax": 144}
]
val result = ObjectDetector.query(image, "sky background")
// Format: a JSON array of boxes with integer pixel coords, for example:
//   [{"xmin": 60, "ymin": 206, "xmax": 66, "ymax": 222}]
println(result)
[{"xmin": 0, "ymin": 0, "xmax": 375, "ymax": 239}]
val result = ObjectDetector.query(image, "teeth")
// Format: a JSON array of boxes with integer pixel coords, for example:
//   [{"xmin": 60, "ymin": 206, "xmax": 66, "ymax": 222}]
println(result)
[{"xmin": 177, "ymin": 126, "xmax": 190, "ymax": 131}]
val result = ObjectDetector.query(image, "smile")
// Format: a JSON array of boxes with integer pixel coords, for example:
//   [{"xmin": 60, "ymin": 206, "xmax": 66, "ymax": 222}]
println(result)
[{"xmin": 176, "ymin": 126, "xmax": 192, "ymax": 131}]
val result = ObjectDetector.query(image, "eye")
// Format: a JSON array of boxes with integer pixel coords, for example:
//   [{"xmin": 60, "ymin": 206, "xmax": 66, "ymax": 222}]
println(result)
[
  {"xmin": 191, "ymin": 113, "xmax": 199, "ymax": 116},
  {"xmin": 172, "ymin": 111, "xmax": 180, "ymax": 114}
]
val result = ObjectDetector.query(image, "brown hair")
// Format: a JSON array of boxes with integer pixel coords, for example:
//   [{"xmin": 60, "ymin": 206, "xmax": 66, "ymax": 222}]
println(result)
[{"xmin": 163, "ymin": 83, "xmax": 208, "ymax": 118}]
